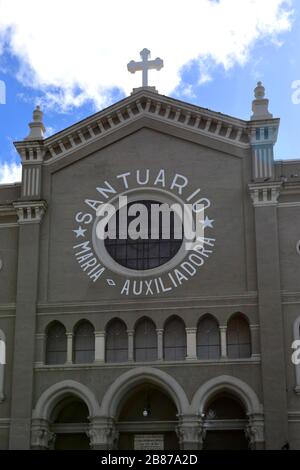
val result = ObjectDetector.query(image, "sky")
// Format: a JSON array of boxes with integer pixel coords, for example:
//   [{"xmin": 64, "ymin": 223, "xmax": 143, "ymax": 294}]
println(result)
[{"xmin": 0, "ymin": 0, "xmax": 299, "ymax": 184}]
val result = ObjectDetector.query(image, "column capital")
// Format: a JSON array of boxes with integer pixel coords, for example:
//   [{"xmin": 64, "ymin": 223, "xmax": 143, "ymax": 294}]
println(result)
[
  {"xmin": 176, "ymin": 415, "xmax": 204, "ymax": 450},
  {"xmin": 185, "ymin": 327, "xmax": 197, "ymax": 334},
  {"xmin": 127, "ymin": 329, "xmax": 134, "ymax": 335},
  {"xmin": 95, "ymin": 331, "xmax": 105, "ymax": 338},
  {"xmin": 66, "ymin": 332, "xmax": 73, "ymax": 338},
  {"xmin": 249, "ymin": 182, "xmax": 282, "ymax": 207},
  {"xmin": 245, "ymin": 413, "xmax": 265, "ymax": 449},
  {"xmin": 88, "ymin": 417, "xmax": 117, "ymax": 450},
  {"xmin": 15, "ymin": 141, "xmax": 45, "ymax": 163},
  {"xmin": 219, "ymin": 325, "xmax": 227, "ymax": 332},
  {"xmin": 31, "ymin": 418, "xmax": 55, "ymax": 450},
  {"xmin": 36, "ymin": 333, "xmax": 46, "ymax": 340},
  {"xmin": 13, "ymin": 200, "xmax": 47, "ymax": 224}
]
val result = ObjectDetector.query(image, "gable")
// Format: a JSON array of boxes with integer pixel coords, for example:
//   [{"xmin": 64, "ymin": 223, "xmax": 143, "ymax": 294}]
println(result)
[
  {"xmin": 39, "ymin": 127, "xmax": 255, "ymax": 302},
  {"xmin": 36, "ymin": 89, "xmax": 252, "ymax": 172}
]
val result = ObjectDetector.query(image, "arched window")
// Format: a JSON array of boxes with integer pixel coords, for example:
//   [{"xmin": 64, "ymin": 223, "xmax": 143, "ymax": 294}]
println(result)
[
  {"xmin": 106, "ymin": 319, "xmax": 128, "ymax": 363},
  {"xmin": 45, "ymin": 322, "xmax": 67, "ymax": 365},
  {"xmin": 227, "ymin": 315, "xmax": 251, "ymax": 359},
  {"xmin": 197, "ymin": 316, "xmax": 220, "ymax": 360},
  {"xmin": 164, "ymin": 317, "xmax": 186, "ymax": 361},
  {"xmin": 134, "ymin": 318, "xmax": 157, "ymax": 362},
  {"xmin": 0, "ymin": 329, "xmax": 5, "ymax": 402},
  {"xmin": 73, "ymin": 321, "xmax": 95, "ymax": 364}
]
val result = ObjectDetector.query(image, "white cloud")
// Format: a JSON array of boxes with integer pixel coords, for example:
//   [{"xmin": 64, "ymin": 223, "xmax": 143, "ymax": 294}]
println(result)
[
  {"xmin": 0, "ymin": 0, "xmax": 293, "ymax": 110},
  {"xmin": 0, "ymin": 160, "xmax": 21, "ymax": 184}
]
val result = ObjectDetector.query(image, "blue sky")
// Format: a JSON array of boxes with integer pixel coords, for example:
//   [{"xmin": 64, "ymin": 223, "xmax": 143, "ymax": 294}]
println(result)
[{"xmin": 0, "ymin": 0, "xmax": 299, "ymax": 183}]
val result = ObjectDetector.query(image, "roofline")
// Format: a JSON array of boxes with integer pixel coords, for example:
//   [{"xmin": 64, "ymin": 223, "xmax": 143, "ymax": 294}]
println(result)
[
  {"xmin": 0, "ymin": 182, "xmax": 21, "ymax": 189},
  {"xmin": 275, "ymin": 159, "xmax": 300, "ymax": 164},
  {"xmin": 13, "ymin": 89, "xmax": 279, "ymax": 147}
]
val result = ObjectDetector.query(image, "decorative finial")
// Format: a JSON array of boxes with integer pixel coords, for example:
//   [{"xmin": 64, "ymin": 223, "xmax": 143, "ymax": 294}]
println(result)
[
  {"xmin": 254, "ymin": 81, "xmax": 265, "ymax": 100},
  {"xmin": 251, "ymin": 81, "xmax": 273, "ymax": 120},
  {"xmin": 25, "ymin": 105, "xmax": 46, "ymax": 140},
  {"xmin": 127, "ymin": 48, "xmax": 164, "ymax": 92}
]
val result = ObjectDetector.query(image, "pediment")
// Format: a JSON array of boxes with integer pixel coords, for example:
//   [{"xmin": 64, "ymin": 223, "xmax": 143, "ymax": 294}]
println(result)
[{"xmin": 15, "ymin": 89, "xmax": 255, "ymax": 168}]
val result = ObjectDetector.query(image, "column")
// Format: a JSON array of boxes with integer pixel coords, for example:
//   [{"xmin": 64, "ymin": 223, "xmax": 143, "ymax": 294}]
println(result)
[
  {"xmin": 249, "ymin": 182, "xmax": 288, "ymax": 449},
  {"xmin": 88, "ymin": 417, "xmax": 118, "ymax": 450},
  {"xmin": 246, "ymin": 413, "xmax": 265, "ymax": 450},
  {"xmin": 35, "ymin": 333, "xmax": 46, "ymax": 365},
  {"xmin": 95, "ymin": 331, "xmax": 105, "ymax": 363},
  {"xmin": 250, "ymin": 324, "xmax": 260, "ymax": 359},
  {"xmin": 31, "ymin": 418, "xmax": 55, "ymax": 450},
  {"xmin": 177, "ymin": 415, "xmax": 203, "ymax": 450},
  {"xmin": 219, "ymin": 326, "xmax": 227, "ymax": 358},
  {"xmin": 156, "ymin": 329, "xmax": 164, "ymax": 361},
  {"xmin": 66, "ymin": 332, "xmax": 73, "ymax": 364},
  {"xmin": 127, "ymin": 330, "xmax": 134, "ymax": 362},
  {"xmin": 186, "ymin": 328, "xmax": 197, "ymax": 360},
  {"xmin": 9, "ymin": 201, "xmax": 46, "ymax": 449}
]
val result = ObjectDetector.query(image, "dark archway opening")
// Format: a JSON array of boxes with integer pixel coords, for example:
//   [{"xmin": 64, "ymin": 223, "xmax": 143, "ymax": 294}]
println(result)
[
  {"xmin": 116, "ymin": 384, "xmax": 179, "ymax": 450},
  {"xmin": 50, "ymin": 397, "xmax": 90, "ymax": 450},
  {"xmin": 202, "ymin": 392, "xmax": 250, "ymax": 450}
]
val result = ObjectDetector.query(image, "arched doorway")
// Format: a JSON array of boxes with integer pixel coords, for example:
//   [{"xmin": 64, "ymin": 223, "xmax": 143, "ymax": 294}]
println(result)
[
  {"xmin": 116, "ymin": 384, "xmax": 179, "ymax": 450},
  {"xmin": 50, "ymin": 397, "xmax": 90, "ymax": 450},
  {"xmin": 202, "ymin": 392, "xmax": 249, "ymax": 450}
]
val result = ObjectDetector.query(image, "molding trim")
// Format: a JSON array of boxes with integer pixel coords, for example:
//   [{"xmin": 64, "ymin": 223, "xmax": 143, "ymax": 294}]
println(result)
[
  {"xmin": 249, "ymin": 182, "xmax": 282, "ymax": 207},
  {"xmin": 278, "ymin": 202, "xmax": 300, "ymax": 208},
  {"xmin": 13, "ymin": 200, "xmax": 47, "ymax": 224},
  {"xmin": 32, "ymin": 379, "xmax": 101, "ymax": 420},
  {"xmin": 34, "ymin": 357, "xmax": 261, "ymax": 371},
  {"xmin": 99, "ymin": 367, "xmax": 189, "ymax": 417},
  {"xmin": 191, "ymin": 375, "xmax": 263, "ymax": 415},
  {"xmin": 36, "ymin": 292, "xmax": 259, "ymax": 314},
  {"xmin": 37, "ymin": 91, "xmax": 253, "ymax": 166}
]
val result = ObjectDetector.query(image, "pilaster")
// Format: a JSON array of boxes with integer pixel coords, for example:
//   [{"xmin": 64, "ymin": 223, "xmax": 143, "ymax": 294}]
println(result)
[
  {"xmin": 248, "ymin": 181, "xmax": 288, "ymax": 449},
  {"xmin": 9, "ymin": 107, "xmax": 46, "ymax": 449},
  {"xmin": 9, "ymin": 203, "xmax": 46, "ymax": 448}
]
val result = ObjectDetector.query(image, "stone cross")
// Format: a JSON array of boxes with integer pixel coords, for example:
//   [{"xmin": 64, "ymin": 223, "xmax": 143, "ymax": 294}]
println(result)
[{"xmin": 127, "ymin": 48, "xmax": 164, "ymax": 87}]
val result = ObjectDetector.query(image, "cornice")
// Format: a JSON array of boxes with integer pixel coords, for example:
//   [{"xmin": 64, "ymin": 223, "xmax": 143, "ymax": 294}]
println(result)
[
  {"xmin": 249, "ymin": 181, "xmax": 282, "ymax": 207},
  {"xmin": 0, "ymin": 203, "xmax": 17, "ymax": 217},
  {"xmin": 13, "ymin": 200, "xmax": 47, "ymax": 224},
  {"xmin": 36, "ymin": 293, "xmax": 258, "ymax": 315},
  {"xmin": 281, "ymin": 182, "xmax": 300, "ymax": 196},
  {"xmin": 19, "ymin": 90, "xmax": 265, "ymax": 165}
]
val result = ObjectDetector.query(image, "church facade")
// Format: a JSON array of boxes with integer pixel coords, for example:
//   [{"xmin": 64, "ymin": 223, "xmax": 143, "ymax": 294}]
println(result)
[{"xmin": 1, "ymin": 77, "xmax": 300, "ymax": 450}]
